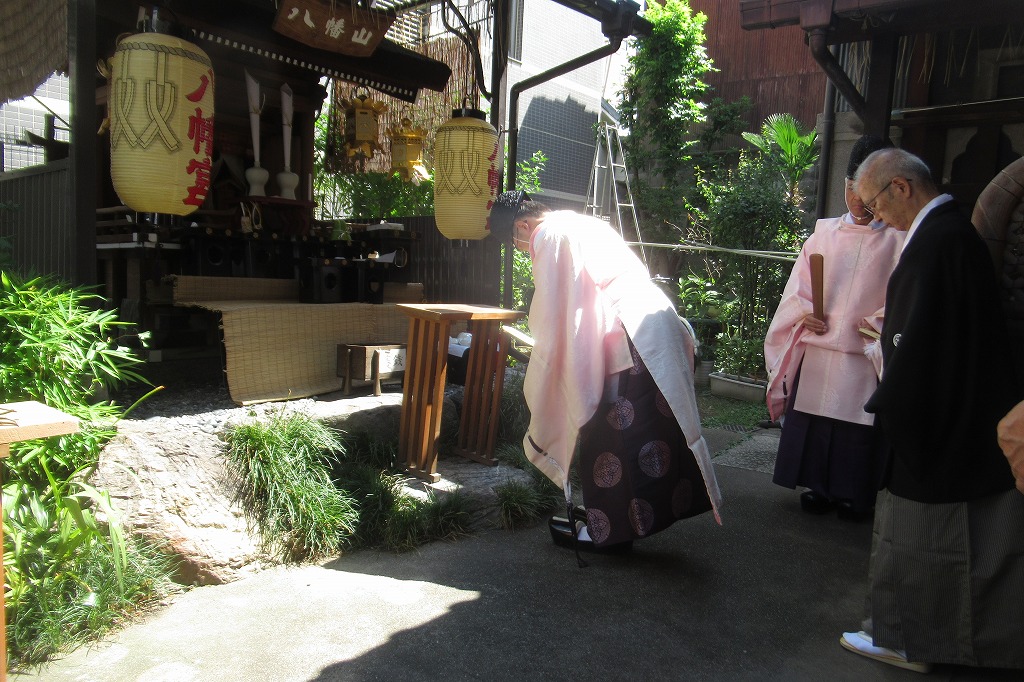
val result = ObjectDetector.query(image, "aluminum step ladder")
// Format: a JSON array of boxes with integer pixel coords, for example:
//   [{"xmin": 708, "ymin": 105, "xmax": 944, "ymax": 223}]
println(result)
[{"xmin": 585, "ymin": 122, "xmax": 647, "ymax": 266}]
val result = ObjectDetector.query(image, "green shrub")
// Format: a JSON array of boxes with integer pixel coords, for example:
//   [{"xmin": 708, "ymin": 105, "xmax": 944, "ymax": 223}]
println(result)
[
  {"xmin": 0, "ymin": 271, "xmax": 171, "ymax": 666},
  {"xmin": 334, "ymin": 462, "xmax": 472, "ymax": 551},
  {"xmin": 226, "ymin": 412, "xmax": 358, "ymax": 562},
  {"xmin": 714, "ymin": 331, "xmax": 767, "ymax": 381}
]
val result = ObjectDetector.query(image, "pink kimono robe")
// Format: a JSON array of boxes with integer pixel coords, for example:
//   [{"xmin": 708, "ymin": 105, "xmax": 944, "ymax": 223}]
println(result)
[
  {"xmin": 764, "ymin": 215, "xmax": 905, "ymax": 425},
  {"xmin": 522, "ymin": 211, "xmax": 722, "ymax": 522}
]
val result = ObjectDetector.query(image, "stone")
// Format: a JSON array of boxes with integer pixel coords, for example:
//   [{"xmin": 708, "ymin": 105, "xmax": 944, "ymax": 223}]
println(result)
[
  {"xmin": 91, "ymin": 387, "xmax": 493, "ymax": 586},
  {"xmin": 91, "ymin": 420, "xmax": 268, "ymax": 586}
]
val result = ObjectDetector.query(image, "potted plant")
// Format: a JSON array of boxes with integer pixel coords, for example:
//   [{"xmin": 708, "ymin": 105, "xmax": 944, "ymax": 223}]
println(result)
[
  {"xmin": 709, "ymin": 325, "xmax": 767, "ymax": 402},
  {"xmin": 678, "ymin": 273, "xmax": 724, "ymax": 387}
]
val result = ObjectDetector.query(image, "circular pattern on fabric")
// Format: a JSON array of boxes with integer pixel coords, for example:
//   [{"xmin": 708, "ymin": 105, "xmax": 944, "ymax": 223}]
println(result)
[
  {"xmin": 606, "ymin": 397, "xmax": 635, "ymax": 430},
  {"xmin": 628, "ymin": 498, "xmax": 655, "ymax": 536},
  {"xmin": 672, "ymin": 479, "xmax": 694, "ymax": 517},
  {"xmin": 655, "ymin": 390, "xmax": 672, "ymax": 418},
  {"xmin": 638, "ymin": 440, "xmax": 671, "ymax": 478},
  {"xmin": 585, "ymin": 508, "xmax": 611, "ymax": 544},
  {"xmin": 593, "ymin": 452, "xmax": 623, "ymax": 488},
  {"xmin": 629, "ymin": 345, "xmax": 645, "ymax": 375}
]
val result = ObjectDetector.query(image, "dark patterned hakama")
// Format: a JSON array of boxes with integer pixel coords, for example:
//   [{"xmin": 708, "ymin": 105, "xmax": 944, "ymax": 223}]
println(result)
[{"xmin": 576, "ymin": 343, "xmax": 712, "ymax": 547}]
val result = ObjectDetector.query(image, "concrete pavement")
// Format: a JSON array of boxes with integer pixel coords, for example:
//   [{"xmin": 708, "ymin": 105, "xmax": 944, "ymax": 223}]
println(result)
[{"xmin": 14, "ymin": 428, "xmax": 1021, "ymax": 682}]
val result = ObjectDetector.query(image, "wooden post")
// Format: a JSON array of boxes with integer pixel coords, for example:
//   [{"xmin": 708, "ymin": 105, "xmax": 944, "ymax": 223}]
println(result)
[{"xmin": 0, "ymin": 402, "xmax": 80, "ymax": 680}]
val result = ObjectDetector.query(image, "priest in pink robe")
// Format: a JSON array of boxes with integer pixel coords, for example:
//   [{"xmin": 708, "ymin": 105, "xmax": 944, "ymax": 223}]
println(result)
[
  {"xmin": 764, "ymin": 136, "xmax": 904, "ymax": 521},
  {"xmin": 489, "ymin": 191, "xmax": 721, "ymax": 556}
]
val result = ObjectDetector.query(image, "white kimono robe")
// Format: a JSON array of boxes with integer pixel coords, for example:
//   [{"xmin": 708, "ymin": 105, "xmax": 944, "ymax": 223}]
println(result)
[{"xmin": 521, "ymin": 211, "xmax": 722, "ymax": 522}]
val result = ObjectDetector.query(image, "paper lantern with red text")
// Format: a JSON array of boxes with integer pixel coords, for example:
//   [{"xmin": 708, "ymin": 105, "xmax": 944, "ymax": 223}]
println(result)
[
  {"xmin": 109, "ymin": 32, "xmax": 215, "ymax": 215},
  {"xmin": 433, "ymin": 108, "xmax": 499, "ymax": 239}
]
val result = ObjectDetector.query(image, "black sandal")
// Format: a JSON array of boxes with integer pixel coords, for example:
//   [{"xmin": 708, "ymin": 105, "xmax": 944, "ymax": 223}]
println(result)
[{"xmin": 548, "ymin": 508, "xmax": 634, "ymax": 556}]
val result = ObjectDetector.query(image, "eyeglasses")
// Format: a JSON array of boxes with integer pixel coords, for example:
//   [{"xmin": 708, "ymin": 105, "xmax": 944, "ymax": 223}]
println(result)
[
  {"xmin": 862, "ymin": 177, "xmax": 910, "ymax": 216},
  {"xmin": 862, "ymin": 179, "xmax": 894, "ymax": 216}
]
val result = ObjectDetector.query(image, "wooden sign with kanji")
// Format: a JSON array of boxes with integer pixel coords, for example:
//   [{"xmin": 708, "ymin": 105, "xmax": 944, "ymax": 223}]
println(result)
[{"xmin": 273, "ymin": 0, "xmax": 396, "ymax": 58}]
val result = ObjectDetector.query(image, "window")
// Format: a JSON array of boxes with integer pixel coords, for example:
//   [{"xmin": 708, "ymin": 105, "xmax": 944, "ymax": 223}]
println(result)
[{"xmin": 508, "ymin": 0, "xmax": 524, "ymax": 62}]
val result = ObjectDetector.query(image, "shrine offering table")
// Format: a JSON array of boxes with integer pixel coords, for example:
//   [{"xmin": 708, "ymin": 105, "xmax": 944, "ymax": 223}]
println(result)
[
  {"xmin": 397, "ymin": 304, "xmax": 524, "ymax": 482},
  {"xmin": 0, "ymin": 401, "xmax": 80, "ymax": 682}
]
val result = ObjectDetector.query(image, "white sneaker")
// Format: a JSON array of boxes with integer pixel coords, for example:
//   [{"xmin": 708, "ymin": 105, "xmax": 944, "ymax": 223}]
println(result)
[{"xmin": 840, "ymin": 631, "xmax": 932, "ymax": 674}]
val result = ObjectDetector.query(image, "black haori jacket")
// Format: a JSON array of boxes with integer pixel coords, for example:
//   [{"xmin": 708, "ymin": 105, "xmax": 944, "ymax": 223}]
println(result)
[{"xmin": 865, "ymin": 200, "xmax": 1020, "ymax": 503}]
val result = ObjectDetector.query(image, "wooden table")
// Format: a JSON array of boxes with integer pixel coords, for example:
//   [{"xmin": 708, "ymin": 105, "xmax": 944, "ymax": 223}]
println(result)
[
  {"xmin": 0, "ymin": 402, "xmax": 80, "ymax": 681},
  {"xmin": 397, "ymin": 304, "xmax": 524, "ymax": 482}
]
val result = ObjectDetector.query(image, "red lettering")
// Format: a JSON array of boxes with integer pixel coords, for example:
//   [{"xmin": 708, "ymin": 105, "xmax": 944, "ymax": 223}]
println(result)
[
  {"xmin": 187, "ymin": 108, "xmax": 215, "ymax": 156},
  {"xmin": 185, "ymin": 71, "xmax": 213, "ymax": 102},
  {"xmin": 183, "ymin": 158, "xmax": 212, "ymax": 207}
]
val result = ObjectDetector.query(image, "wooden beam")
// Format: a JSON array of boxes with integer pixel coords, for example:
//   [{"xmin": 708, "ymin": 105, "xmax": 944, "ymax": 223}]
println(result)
[
  {"xmin": 864, "ymin": 34, "xmax": 899, "ymax": 139},
  {"xmin": 70, "ymin": 0, "xmax": 98, "ymax": 288}
]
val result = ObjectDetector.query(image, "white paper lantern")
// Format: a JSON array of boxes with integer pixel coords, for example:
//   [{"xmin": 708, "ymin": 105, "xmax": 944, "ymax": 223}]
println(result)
[
  {"xmin": 109, "ymin": 32, "xmax": 215, "ymax": 215},
  {"xmin": 433, "ymin": 108, "xmax": 500, "ymax": 240}
]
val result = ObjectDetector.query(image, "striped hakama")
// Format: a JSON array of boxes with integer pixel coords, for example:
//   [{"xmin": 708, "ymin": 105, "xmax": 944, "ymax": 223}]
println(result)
[{"xmin": 868, "ymin": 488, "xmax": 1024, "ymax": 669}]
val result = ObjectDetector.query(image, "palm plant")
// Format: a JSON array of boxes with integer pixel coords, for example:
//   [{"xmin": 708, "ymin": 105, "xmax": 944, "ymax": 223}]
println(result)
[{"xmin": 741, "ymin": 113, "xmax": 819, "ymax": 201}]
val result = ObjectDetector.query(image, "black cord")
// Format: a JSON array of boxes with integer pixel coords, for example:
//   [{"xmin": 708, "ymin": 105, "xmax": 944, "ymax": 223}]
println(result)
[
  {"xmin": 441, "ymin": 0, "xmax": 492, "ymax": 101},
  {"xmin": 568, "ymin": 498, "xmax": 588, "ymax": 568}
]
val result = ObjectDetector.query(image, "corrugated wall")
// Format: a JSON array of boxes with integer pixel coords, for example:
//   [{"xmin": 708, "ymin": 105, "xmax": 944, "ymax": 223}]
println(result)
[
  {"xmin": 691, "ymin": 0, "xmax": 827, "ymax": 131},
  {"xmin": 0, "ymin": 159, "xmax": 74, "ymax": 281}
]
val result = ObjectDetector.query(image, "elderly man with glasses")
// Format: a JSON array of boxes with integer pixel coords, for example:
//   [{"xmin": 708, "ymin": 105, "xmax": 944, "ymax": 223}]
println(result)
[{"xmin": 836, "ymin": 148, "xmax": 1024, "ymax": 673}]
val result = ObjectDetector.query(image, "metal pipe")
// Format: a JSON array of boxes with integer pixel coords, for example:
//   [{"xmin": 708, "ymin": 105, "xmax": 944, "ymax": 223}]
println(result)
[
  {"xmin": 808, "ymin": 28, "xmax": 868, "ymax": 125},
  {"xmin": 815, "ymin": 48, "xmax": 838, "ymax": 221},
  {"xmin": 505, "ymin": 38, "xmax": 623, "ymax": 193},
  {"xmin": 501, "ymin": 38, "xmax": 623, "ymax": 308}
]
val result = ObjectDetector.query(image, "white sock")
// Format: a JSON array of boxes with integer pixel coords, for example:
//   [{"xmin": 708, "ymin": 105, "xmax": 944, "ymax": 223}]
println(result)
[{"xmin": 576, "ymin": 521, "xmax": 591, "ymax": 542}]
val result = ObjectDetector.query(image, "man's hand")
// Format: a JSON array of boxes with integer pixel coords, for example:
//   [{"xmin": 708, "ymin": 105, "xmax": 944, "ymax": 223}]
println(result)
[
  {"xmin": 801, "ymin": 314, "xmax": 828, "ymax": 335},
  {"xmin": 997, "ymin": 400, "xmax": 1024, "ymax": 494}
]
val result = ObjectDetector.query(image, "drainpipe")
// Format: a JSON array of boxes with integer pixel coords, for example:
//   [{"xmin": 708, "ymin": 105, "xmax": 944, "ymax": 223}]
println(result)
[
  {"xmin": 815, "ymin": 52, "xmax": 837, "ymax": 221},
  {"xmin": 500, "ymin": 37, "xmax": 625, "ymax": 308},
  {"xmin": 808, "ymin": 28, "xmax": 868, "ymax": 126},
  {"xmin": 505, "ymin": 39, "xmax": 623, "ymax": 194}
]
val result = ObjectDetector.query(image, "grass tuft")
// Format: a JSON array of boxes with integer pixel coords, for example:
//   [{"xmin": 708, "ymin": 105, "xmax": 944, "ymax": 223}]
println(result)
[
  {"xmin": 340, "ymin": 430, "xmax": 400, "ymax": 472},
  {"xmin": 334, "ymin": 461, "xmax": 473, "ymax": 551},
  {"xmin": 495, "ymin": 480, "xmax": 559, "ymax": 530},
  {"xmin": 226, "ymin": 412, "xmax": 358, "ymax": 562}
]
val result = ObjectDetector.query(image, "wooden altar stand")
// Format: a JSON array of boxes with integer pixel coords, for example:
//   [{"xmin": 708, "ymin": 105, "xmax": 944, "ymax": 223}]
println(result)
[{"xmin": 396, "ymin": 304, "xmax": 524, "ymax": 482}]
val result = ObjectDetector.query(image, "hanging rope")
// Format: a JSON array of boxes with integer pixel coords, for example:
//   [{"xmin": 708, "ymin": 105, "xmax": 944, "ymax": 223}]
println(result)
[
  {"xmin": 621, "ymin": 239, "xmax": 799, "ymax": 263},
  {"xmin": 440, "ymin": 0, "xmax": 492, "ymax": 101}
]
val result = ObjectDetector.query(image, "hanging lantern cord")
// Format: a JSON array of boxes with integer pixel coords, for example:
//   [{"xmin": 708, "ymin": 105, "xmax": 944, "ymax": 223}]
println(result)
[{"xmin": 441, "ymin": 0, "xmax": 491, "ymax": 101}]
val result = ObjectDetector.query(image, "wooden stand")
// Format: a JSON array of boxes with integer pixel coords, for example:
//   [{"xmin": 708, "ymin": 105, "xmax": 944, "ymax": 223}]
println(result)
[
  {"xmin": 337, "ymin": 344, "xmax": 406, "ymax": 396},
  {"xmin": 396, "ymin": 304, "xmax": 523, "ymax": 482},
  {"xmin": 0, "ymin": 402, "xmax": 80, "ymax": 681}
]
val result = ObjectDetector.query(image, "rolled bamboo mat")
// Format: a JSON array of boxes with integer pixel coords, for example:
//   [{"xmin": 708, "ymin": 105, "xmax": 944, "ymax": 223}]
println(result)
[{"xmin": 217, "ymin": 303, "xmax": 408, "ymax": 404}]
